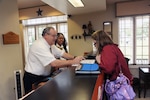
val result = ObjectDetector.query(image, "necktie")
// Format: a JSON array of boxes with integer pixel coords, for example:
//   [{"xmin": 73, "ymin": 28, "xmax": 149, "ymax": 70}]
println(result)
[
  {"xmin": 50, "ymin": 47, "xmax": 56, "ymax": 74},
  {"xmin": 50, "ymin": 47, "xmax": 52, "ymax": 53}
]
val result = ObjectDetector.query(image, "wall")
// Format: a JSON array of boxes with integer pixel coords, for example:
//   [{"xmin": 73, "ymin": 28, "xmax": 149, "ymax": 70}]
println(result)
[
  {"xmin": 19, "ymin": 4, "xmax": 118, "ymax": 56},
  {"xmin": 19, "ymin": 5, "xmax": 63, "ymax": 20},
  {"xmin": 67, "ymin": 4, "xmax": 150, "ymax": 77},
  {"xmin": 116, "ymin": 0, "xmax": 150, "ymax": 17},
  {"xmin": 0, "ymin": 0, "xmax": 23, "ymax": 100},
  {"xmin": 68, "ymin": 4, "xmax": 118, "ymax": 56}
]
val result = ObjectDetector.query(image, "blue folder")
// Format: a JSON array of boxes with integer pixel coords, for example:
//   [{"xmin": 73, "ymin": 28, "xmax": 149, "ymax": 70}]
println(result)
[
  {"xmin": 81, "ymin": 63, "xmax": 99, "ymax": 71},
  {"xmin": 76, "ymin": 63, "xmax": 100, "ymax": 74}
]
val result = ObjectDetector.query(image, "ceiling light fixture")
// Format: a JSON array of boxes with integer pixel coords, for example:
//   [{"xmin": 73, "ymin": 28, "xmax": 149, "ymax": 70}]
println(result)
[{"xmin": 68, "ymin": 0, "xmax": 84, "ymax": 7}]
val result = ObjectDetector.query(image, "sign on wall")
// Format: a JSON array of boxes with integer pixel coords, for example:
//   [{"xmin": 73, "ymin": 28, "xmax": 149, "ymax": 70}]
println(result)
[{"xmin": 2, "ymin": 31, "xmax": 19, "ymax": 44}]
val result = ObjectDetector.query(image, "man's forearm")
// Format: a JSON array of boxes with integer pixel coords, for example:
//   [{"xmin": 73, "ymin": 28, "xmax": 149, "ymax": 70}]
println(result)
[
  {"xmin": 50, "ymin": 59, "xmax": 74, "ymax": 68},
  {"xmin": 62, "ymin": 52, "xmax": 75, "ymax": 60}
]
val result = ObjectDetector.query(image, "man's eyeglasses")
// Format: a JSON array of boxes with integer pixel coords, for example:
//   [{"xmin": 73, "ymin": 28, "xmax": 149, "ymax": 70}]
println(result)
[{"xmin": 47, "ymin": 33, "xmax": 57, "ymax": 38}]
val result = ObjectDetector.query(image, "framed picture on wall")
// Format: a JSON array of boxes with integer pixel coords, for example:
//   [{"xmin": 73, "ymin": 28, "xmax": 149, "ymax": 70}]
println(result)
[{"xmin": 103, "ymin": 21, "xmax": 113, "ymax": 39}]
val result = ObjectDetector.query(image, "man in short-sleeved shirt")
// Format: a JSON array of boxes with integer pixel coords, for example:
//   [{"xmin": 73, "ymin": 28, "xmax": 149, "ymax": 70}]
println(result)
[
  {"xmin": 23, "ymin": 27, "xmax": 84, "ymax": 94},
  {"xmin": 25, "ymin": 37, "xmax": 64, "ymax": 76}
]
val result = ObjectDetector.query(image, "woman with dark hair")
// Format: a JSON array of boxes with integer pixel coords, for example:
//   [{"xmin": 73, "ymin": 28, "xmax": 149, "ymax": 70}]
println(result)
[
  {"xmin": 55, "ymin": 33, "xmax": 68, "ymax": 53},
  {"xmin": 91, "ymin": 30, "xmax": 133, "ymax": 83},
  {"xmin": 55, "ymin": 33, "xmax": 69, "ymax": 70}
]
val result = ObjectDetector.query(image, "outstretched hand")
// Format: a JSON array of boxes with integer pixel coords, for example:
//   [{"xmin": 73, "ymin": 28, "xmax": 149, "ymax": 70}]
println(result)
[{"xmin": 73, "ymin": 56, "xmax": 85, "ymax": 64}]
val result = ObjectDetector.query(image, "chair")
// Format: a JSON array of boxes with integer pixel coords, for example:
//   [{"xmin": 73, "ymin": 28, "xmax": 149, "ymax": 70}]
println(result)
[{"xmin": 132, "ymin": 77, "xmax": 141, "ymax": 98}]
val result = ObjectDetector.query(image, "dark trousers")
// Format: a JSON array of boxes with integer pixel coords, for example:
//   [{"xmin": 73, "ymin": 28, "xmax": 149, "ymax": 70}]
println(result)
[{"xmin": 23, "ymin": 71, "xmax": 49, "ymax": 94}]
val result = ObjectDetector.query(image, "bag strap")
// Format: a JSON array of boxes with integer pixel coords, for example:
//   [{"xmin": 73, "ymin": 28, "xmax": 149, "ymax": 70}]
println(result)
[
  {"xmin": 116, "ymin": 48, "xmax": 123, "ymax": 74},
  {"xmin": 118, "ymin": 62, "xmax": 122, "ymax": 74},
  {"xmin": 105, "ymin": 48, "xmax": 131, "ymax": 95}
]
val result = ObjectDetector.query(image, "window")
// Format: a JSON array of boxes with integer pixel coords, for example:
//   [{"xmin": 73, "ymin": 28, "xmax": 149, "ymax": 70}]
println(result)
[
  {"xmin": 119, "ymin": 15, "xmax": 150, "ymax": 64},
  {"xmin": 22, "ymin": 15, "xmax": 68, "ymax": 61}
]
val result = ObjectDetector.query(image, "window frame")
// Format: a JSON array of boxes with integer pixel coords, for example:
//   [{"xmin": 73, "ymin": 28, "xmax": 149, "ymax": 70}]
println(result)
[
  {"xmin": 22, "ymin": 16, "xmax": 68, "ymax": 62},
  {"xmin": 118, "ymin": 15, "xmax": 150, "ymax": 65}
]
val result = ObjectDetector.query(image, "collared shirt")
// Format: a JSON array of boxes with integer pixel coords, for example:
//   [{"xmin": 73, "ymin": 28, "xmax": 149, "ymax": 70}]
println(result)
[
  {"xmin": 55, "ymin": 43, "xmax": 66, "ymax": 60},
  {"xmin": 55, "ymin": 43, "xmax": 65, "ymax": 52},
  {"xmin": 25, "ymin": 37, "xmax": 64, "ymax": 76}
]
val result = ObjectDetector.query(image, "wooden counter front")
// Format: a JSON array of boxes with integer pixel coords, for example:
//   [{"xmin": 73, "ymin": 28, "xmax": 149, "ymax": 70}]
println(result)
[{"xmin": 20, "ymin": 68, "xmax": 104, "ymax": 100}]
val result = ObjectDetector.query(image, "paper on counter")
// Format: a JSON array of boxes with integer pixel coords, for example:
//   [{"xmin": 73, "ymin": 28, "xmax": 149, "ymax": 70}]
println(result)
[
  {"xmin": 72, "ymin": 64, "xmax": 80, "ymax": 67},
  {"xmin": 80, "ymin": 59, "xmax": 95, "ymax": 64}
]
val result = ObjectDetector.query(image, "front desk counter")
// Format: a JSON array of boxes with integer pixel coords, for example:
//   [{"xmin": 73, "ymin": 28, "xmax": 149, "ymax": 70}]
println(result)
[{"xmin": 20, "ymin": 67, "xmax": 104, "ymax": 100}]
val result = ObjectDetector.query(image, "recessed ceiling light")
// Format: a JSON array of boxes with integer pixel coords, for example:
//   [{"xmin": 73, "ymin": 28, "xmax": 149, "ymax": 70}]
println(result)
[{"xmin": 68, "ymin": 0, "xmax": 84, "ymax": 7}]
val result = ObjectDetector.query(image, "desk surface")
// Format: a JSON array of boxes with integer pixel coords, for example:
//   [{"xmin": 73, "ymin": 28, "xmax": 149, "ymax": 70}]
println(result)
[
  {"xmin": 139, "ymin": 67, "xmax": 150, "ymax": 81},
  {"xmin": 139, "ymin": 67, "xmax": 150, "ymax": 98},
  {"xmin": 140, "ymin": 67, "xmax": 150, "ymax": 73},
  {"xmin": 20, "ymin": 68, "xmax": 103, "ymax": 100}
]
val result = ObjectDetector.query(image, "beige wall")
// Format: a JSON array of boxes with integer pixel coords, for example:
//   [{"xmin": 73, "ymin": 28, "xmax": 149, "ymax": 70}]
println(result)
[
  {"xmin": 68, "ymin": 4, "xmax": 118, "ymax": 56},
  {"xmin": 0, "ymin": 0, "xmax": 23, "ymax": 100},
  {"xmin": 116, "ymin": 0, "xmax": 150, "ymax": 17},
  {"xmin": 19, "ymin": 5, "xmax": 63, "ymax": 20},
  {"xmin": 19, "ymin": 4, "xmax": 118, "ymax": 57},
  {"xmin": 20, "ymin": 4, "xmax": 118, "ymax": 56}
]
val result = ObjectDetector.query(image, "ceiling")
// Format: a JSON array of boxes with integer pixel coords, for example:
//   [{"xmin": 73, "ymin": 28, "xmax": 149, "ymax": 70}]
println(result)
[
  {"xmin": 41, "ymin": 0, "xmax": 106, "ymax": 15},
  {"xmin": 17, "ymin": 0, "xmax": 132, "ymax": 15}
]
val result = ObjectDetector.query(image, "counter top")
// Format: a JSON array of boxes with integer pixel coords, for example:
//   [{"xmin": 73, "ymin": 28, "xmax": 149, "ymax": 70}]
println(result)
[{"xmin": 20, "ymin": 67, "xmax": 104, "ymax": 100}]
